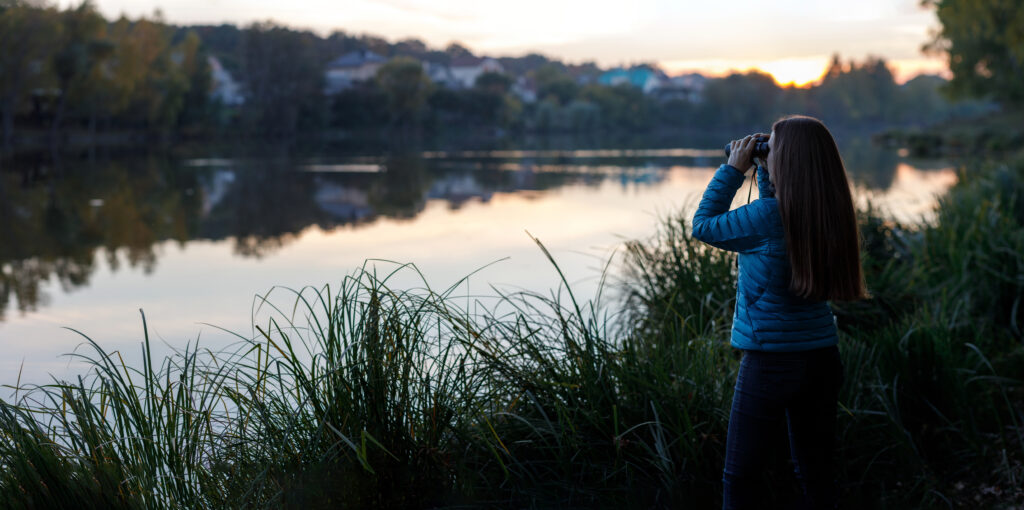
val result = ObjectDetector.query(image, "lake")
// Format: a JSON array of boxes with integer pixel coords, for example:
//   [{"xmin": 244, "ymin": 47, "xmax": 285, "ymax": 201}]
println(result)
[{"xmin": 0, "ymin": 134, "xmax": 956, "ymax": 385}]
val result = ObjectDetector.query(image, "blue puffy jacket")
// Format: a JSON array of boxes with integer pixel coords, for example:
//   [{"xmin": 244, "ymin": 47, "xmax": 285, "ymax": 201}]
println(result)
[{"xmin": 692, "ymin": 164, "xmax": 838, "ymax": 352}]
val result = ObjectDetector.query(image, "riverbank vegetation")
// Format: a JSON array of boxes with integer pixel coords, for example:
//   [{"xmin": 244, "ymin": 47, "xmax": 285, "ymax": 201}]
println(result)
[
  {"xmin": 875, "ymin": 108, "xmax": 1024, "ymax": 158},
  {"xmin": 1, "ymin": 148, "xmax": 1021, "ymax": 508},
  {"xmin": 2, "ymin": 0, "xmax": 1022, "ymax": 507},
  {"xmin": 0, "ymin": 0, "xmax": 992, "ymax": 152}
]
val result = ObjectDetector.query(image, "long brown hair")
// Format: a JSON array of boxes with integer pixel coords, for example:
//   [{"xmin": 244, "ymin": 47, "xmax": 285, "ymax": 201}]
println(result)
[{"xmin": 769, "ymin": 115, "xmax": 867, "ymax": 302}]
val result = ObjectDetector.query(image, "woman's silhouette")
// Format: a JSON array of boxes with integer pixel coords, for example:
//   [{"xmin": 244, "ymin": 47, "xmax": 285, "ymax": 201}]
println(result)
[{"xmin": 692, "ymin": 115, "xmax": 867, "ymax": 510}]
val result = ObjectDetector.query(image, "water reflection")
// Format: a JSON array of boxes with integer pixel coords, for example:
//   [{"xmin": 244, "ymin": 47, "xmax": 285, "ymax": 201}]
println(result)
[
  {"xmin": 0, "ymin": 154, "xmax": 200, "ymax": 319},
  {"xmin": 0, "ymin": 139, "xmax": 951, "ymax": 321},
  {"xmin": 841, "ymin": 137, "xmax": 901, "ymax": 190}
]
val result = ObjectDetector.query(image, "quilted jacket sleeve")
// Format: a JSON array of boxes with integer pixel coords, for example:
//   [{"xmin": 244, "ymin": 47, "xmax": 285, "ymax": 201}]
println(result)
[{"xmin": 691, "ymin": 164, "xmax": 772, "ymax": 254}]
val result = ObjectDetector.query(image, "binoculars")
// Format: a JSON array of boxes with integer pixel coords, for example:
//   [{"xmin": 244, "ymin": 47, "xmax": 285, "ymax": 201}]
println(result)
[{"xmin": 724, "ymin": 137, "xmax": 770, "ymax": 159}]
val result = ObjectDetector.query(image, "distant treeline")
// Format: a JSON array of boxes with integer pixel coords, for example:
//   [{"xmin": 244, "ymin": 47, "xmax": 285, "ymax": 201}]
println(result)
[{"xmin": 0, "ymin": 1, "xmax": 992, "ymax": 148}]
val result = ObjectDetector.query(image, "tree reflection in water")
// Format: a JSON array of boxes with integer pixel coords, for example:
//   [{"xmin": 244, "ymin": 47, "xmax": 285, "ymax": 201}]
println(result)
[
  {"xmin": 0, "ymin": 138, "xmax": 942, "ymax": 319},
  {"xmin": 1, "ymin": 153, "xmax": 200, "ymax": 319}
]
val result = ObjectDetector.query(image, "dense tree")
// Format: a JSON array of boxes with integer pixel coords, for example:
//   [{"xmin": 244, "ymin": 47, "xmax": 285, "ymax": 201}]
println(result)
[
  {"xmin": 533, "ymin": 63, "xmax": 578, "ymax": 105},
  {"xmin": 50, "ymin": 1, "xmax": 110, "ymax": 137},
  {"xmin": 174, "ymin": 31, "xmax": 213, "ymax": 131},
  {"xmin": 924, "ymin": 0, "xmax": 1024, "ymax": 106},
  {"xmin": 474, "ymin": 72, "xmax": 512, "ymax": 95},
  {"xmin": 330, "ymin": 89, "xmax": 388, "ymax": 128},
  {"xmin": 376, "ymin": 57, "xmax": 433, "ymax": 126},
  {"xmin": 698, "ymin": 70, "xmax": 781, "ymax": 128},
  {"xmin": 471, "ymin": 72, "xmax": 517, "ymax": 127},
  {"xmin": 392, "ymin": 38, "xmax": 429, "ymax": 58},
  {"xmin": 497, "ymin": 52, "xmax": 553, "ymax": 77},
  {"xmin": 239, "ymin": 22, "xmax": 324, "ymax": 135},
  {"xmin": 580, "ymin": 84, "xmax": 652, "ymax": 130},
  {"xmin": 0, "ymin": 1, "xmax": 214, "ymax": 143},
  {"xmin": 814, "ymin": 55, "xmax": 900, "ymax": 124},
  {"xmin": 185, "ymin": 24, "xmax": 243, "ymax": 74},
  {"xmin": 105, "ymin": 16, "xmax": 191, "ymax": 129},
  {"xmin": 444, "ymin": 42, "xmax": 474, "ymax": 59},
  {"xmin": 360, "ymin": 35, "xmax": 391, "ymax": 58},
  {"xmin": 0, "ymin": 2, "xmax": 995, "ymax": 142},
  {"xmin": 0, "ymin": 1, "xmax": 61, "ymax": 149}
]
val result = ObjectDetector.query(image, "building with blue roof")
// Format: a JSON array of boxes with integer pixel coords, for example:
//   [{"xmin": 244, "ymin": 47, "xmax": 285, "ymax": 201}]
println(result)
[{"xmin": 598, "ymin": 67, "xmax": 667, "ymax": 94}]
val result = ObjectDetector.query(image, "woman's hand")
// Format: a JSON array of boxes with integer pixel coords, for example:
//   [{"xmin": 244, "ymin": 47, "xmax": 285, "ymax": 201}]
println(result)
[{"xmin": 727, "ymin": 133, "xmax": 767, "ymax": 175}]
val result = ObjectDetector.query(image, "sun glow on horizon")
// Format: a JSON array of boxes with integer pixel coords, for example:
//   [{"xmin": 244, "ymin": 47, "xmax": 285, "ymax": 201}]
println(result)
[
  {"xmin": 661, "ymin": 57, "xmax": 830, "ymax": 88},
  {"xmin": 758, "ymin": 58, "xmax": 831, "ymax": 87},
  {"xmin": 661, "ymin": 55, "xmax": 950, "ymax": 87}
]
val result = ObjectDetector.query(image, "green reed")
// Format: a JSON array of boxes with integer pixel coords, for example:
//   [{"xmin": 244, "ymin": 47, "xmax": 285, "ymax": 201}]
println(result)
[
  {"xmin": 0, "ymin": 156, "xmax": 1021, "ymax": 509},
  {"xmin": 460, "ymin": 233, "xmax": 737, "ymax": 508},
  {"xmin": 207, "ymin": 264, "xmax": 496, "ymax": 508},
  {"xmin": 0, "ymin": 314, "xmax": 230, "ymax": 509},
  {"xmin": 830, "ymin": 155, "xmax": 1024, "ymax": 507}
]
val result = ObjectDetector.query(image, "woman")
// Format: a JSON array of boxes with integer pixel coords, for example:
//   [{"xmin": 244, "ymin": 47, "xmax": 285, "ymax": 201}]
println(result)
[{"xmin": 691, "ymin": 115, "xmax": 866, "ymax": 510}]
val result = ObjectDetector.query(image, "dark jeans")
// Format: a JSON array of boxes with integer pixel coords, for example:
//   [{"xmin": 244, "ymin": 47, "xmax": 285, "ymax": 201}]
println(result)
[{"xmin": 722, "ymin": 346, "xmax": 844, "ymax": 510}]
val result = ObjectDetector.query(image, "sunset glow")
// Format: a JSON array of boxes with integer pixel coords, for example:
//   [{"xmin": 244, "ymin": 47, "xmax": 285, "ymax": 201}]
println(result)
[
  {"xmin": 75, "ymin": 0, "xmax": 946, "ymax": 83},
  {"xmin": 662, "ymin": 54, "xmax": 949, "ymax": 87},
  {"xmin": 663, "ymin": 57, "xmax": 830, "ymax": 87},
  {"xmin": 759, "ymin": 58, "xmax": 831, "ymax": 87},
  {"xmin": 888, "ymin": 57, "xmax": 953, "ymax": 83}
]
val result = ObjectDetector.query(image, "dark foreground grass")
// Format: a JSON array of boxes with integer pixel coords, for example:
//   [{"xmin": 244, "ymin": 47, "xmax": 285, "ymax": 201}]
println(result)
[{"xmin": 1, "ymin": 157, "xmax": 1023, "ymax": 509}]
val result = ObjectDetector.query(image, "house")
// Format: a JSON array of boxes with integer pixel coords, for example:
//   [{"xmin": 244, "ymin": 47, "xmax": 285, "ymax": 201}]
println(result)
[
  {"xmin": 425, "ymin": 62, "xmax": 458, "ymax": 88},
  {"xmin": 449, "ymin": 56, "xmax": 504, "ymax": 89},
  {"xmin": 597, "ymin": 67, "xmax": 667, "ymax": 94},
  {"xmin": 512, "ymin": 75, "xmax": 537, "ymax": 103},
  {"xmin": 324, "ymin": 50, "xmax": 387, "ymax": 94},
  {"xmin": 655, "ymin": 73, "xmax": 708, "ymax": 103},
  {"xmin": 428, "ymin": 174, "xmax": 493, "ymax": 207},
  {"xmin": 313, "ymin": 182, "xmax": 374, "ymax": 223},
  {"xmin": 208, "ymin": 56, "xmax": 244, "ymax": 105}
]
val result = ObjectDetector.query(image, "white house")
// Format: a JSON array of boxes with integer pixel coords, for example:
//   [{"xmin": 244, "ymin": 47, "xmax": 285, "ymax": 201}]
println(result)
[
  {"xmin": 324, "ymin": 50, "xmax": 387, "ymax": 94},
  {"xmin": 208, "ymin": 56, "xmax": 244, "ymax": 105},
  {"xmin": 425, "ymin": 62, "xmax": 458, "ymax": 88},
  {"xmin": 512, "ymin": 75, "xmax": 537, "ymax": 103},
  {"xmin": 663, "ymin": 73, "xmax": 708, "ymax": 102},
  {"xmin": 449, "ymin": 56, "xmax": 504, "ymax": 89}
]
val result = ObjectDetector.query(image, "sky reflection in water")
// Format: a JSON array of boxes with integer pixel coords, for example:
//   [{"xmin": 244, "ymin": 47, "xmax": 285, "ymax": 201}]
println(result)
[{"xmin": 0, "ymin": 142, "xmax": 955, "ymax": 384}]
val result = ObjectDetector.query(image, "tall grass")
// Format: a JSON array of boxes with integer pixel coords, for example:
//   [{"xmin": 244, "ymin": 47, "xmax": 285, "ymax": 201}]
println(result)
[
  {"xmin": 831, "ymin": 156, "xmax": 1024, "ymax": 507},
  {"xmin": 0, "ymin": 319, "xmax": 229, "ymax": 509},
  {"xmin": 0, "ymin": 157, "xmax": 1022, "ymax": 508},
  {"xmin": 462, "ymin": 234, "xmax": 737, "ymax": 508},
  {"xmin": 208, "ymin": 267, "xmax": 495, "ymax": 508}
]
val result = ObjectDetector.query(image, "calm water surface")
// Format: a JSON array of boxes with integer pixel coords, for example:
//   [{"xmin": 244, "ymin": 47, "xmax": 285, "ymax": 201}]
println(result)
[{"xmin": 0, "ymin": 137, "xmax": 955, "ymax": 384}]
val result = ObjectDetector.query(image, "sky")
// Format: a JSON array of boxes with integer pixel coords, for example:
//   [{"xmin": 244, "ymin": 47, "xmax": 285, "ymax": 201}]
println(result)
[{"xmin": 65, "ymin": 0, "xmax": 951, "ymax": 86}]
